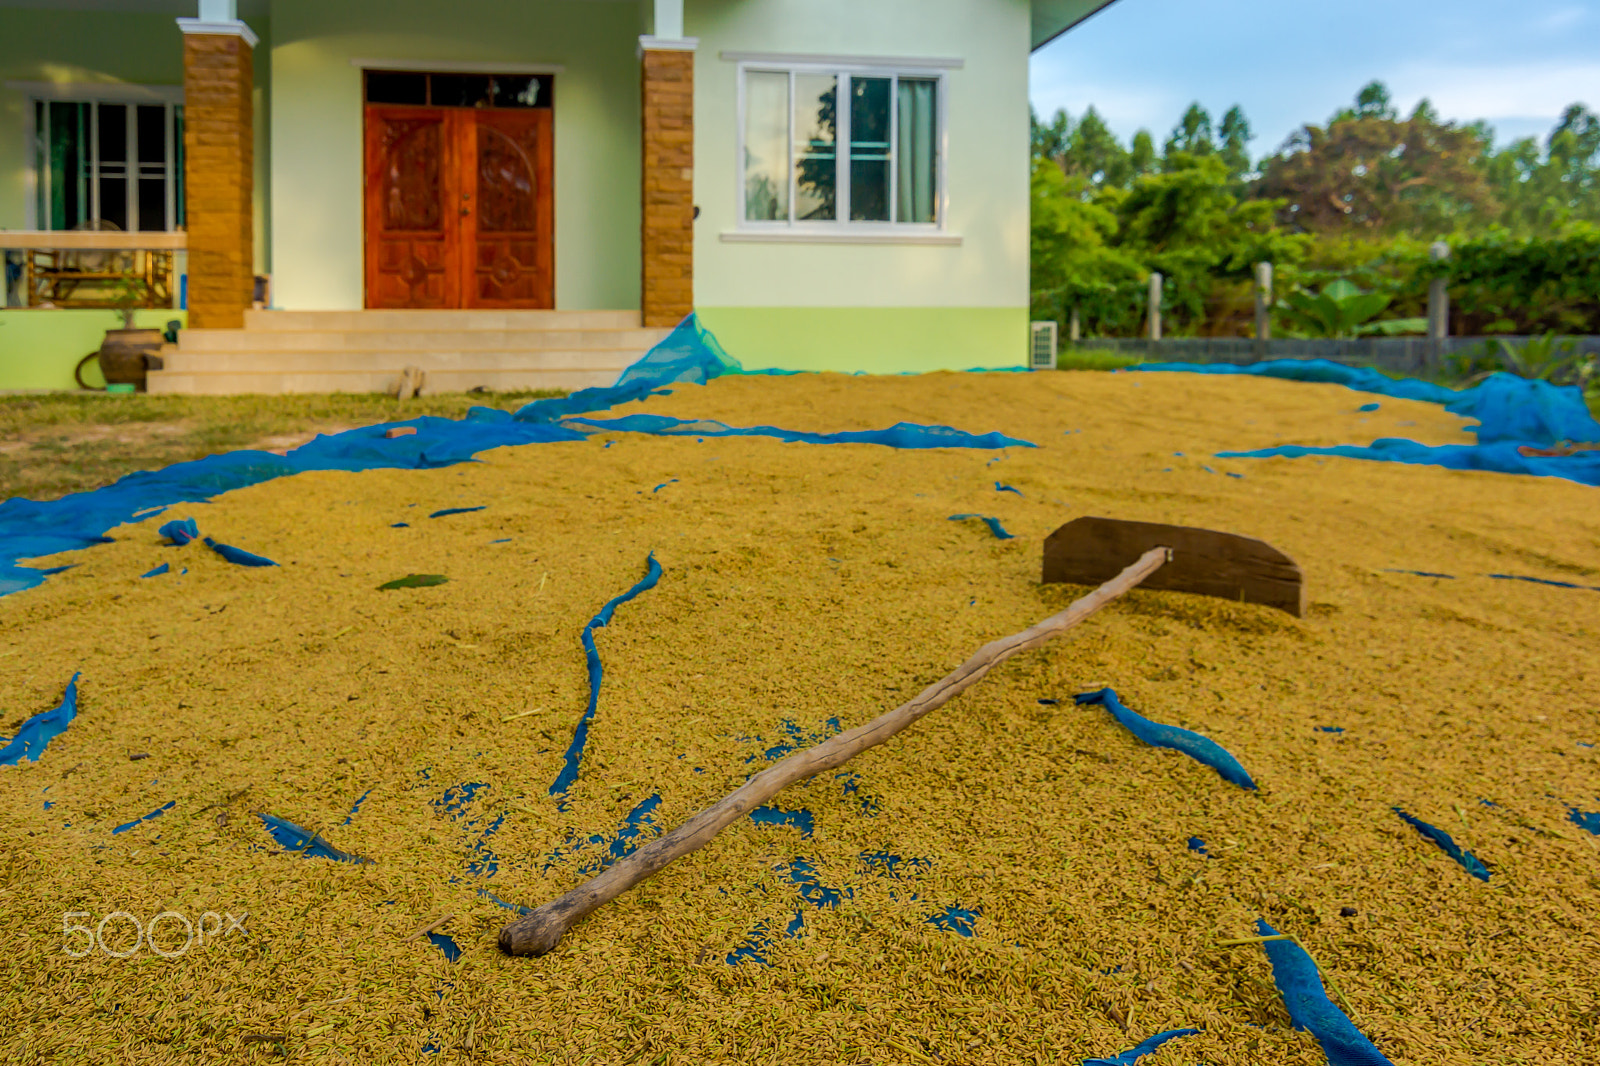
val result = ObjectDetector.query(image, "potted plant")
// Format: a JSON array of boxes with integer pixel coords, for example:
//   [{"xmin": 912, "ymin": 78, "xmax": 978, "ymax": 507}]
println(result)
[{"xmin": 76, "ymin": 278, "xmax": 165, "ymax": 391}]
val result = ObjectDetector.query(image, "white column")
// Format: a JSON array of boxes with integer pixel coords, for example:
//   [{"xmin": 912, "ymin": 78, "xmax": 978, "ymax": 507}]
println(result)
[
  {"xmin": 654, "ymin": 0, "xmax": 684, "ymax": 40},
  {"xmin": 198, "ymin": 0, "xmax": 236, "ymax": 19}
]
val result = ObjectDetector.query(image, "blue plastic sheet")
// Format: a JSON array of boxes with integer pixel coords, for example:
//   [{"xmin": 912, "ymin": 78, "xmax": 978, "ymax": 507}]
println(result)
[
  {"xmin": 428, "ymin": 932, "xmax": 462, "ymax": 962},
  {"xmin": 948, "ymin": 514, "xmax": 1015, "ymax": 540},
  {"xmin": 1393, "ymin": 808, "xmax": 1490, "ymax": 881},
  {"xmin": 1074, "ymin": 688, "xmax": 1258, "ymax": 790},
  {"xmin": 749, "ymin": 806, "xmax": 815, "ymax": 838},
  {"xmin": 1082, "ymin": 1028, "xmax": 1201, "ymax": 1066},
  {"xmin": 1, "ymin": 314, "xmax": 1039, "ymax": 599},
  {"xmin": 256, "ymin": 813, "xmax": 371, "ymax": 864},
  {"xmin": 1569, "ymin": 807, "xmax": 1600, "ymax": 835},
  {"xmin": 549, "ymin": 554, "xmax": 663, "ymax": 800},
  {"xmin": 566, "ymin": 413, "xmax": 1035, "ymax": 451},
  {"xmin": 1255, "ymin": 919, "xmax": 1395, "ymax": 1065},
  {"xmin": 1186, "ymin": 836, "xmax": 1208, "ymax": 855},
  {"xmin": 1133, "ymin": 359, "xmax": 1600, "ymax": 484},
  {"xmin": 159, "ymin": 517, "xmax": 199, "ymax": 545},
  {"xmin": 112, "ymin": 800, "xmax": 175, "ymax": 835},
  {"xmin": 203, "ymin": 537, "xmax": 278, "ymax": 567},
  {"xmin": 141, "ymin": 562, "xmax": 170, "ymax": 578},
  {"xmin": 429, "ymin": 506, "xmax": 485, "ymax": 518},
  {"xmin": 994, "ymin": 481, "xmax": 1023, "ymax": 495},
  {"xmin": 0, "ymin": 672, "xmax": 80, "ymax": 765}
]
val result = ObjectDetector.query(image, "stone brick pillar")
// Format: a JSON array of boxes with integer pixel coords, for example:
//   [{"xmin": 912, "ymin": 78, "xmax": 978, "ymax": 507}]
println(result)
[
  {"xmin": 178, "ymin": 18, "xmax": 256, "ymax": 329},
  {"xmin": 639, "ymin": 39, "xmax": 696, "ymax": 328}
]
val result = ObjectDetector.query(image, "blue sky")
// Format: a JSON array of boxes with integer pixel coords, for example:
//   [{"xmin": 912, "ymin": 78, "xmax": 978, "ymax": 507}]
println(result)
[{"xmin": 1030, "ymin": 0, "xmax": 1600, "ymax": 161}]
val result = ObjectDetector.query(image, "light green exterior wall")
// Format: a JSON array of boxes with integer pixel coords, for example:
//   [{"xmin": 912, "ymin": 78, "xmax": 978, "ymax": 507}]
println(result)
[
  {"xmin": 698, "ymin": 306, "xmax": 1027, "ymax": 373},
  {"xmin": 687, "ymin": 0, "xmax": 1033, "ymax": 371},
  {"xmin": 0, "ymin": 308, "xmax": 185, "ymax": 390},
  {"xmin": 267, "ymin": 0, "xmax": 644, "ymax": 312}
]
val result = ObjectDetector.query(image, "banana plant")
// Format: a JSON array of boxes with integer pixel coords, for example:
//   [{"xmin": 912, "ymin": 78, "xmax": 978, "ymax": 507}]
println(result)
[{"xmin": 1275, "ymin": 278, "xmax": 1427, "ymax": 339}]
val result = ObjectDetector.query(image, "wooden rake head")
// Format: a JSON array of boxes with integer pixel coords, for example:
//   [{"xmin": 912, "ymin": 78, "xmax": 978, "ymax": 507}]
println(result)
[{"xmin": 1042, "ymin": 516, "xmax": 1305, "ymax": 617}]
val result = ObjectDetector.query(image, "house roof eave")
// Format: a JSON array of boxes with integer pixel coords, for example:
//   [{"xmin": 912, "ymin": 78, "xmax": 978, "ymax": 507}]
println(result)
[{"xmin": 1031, "ymin": 0, "xmax": 1123, "ymax": 52}]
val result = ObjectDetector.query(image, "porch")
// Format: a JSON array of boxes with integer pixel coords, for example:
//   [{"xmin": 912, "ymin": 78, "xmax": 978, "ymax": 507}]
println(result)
[{"xmin": 1, "ymin": 0, "xmax": 695, "ymax": 394}]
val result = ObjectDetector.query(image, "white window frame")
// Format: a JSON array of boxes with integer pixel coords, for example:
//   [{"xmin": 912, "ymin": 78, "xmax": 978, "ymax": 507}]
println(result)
[
  {"xmin": 734, "ymin": 59, "xmax": 950, "ymax": 239},
  {"xmin": 11, "ymin": 81, "xmax": 185, "ymax": 233}
]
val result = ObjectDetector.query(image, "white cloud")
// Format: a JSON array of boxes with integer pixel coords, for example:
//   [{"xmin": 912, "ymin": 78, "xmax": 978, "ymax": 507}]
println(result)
[{"xmin": 1389, "ymin": 60, "xmax": 1600, "ymax": 122}]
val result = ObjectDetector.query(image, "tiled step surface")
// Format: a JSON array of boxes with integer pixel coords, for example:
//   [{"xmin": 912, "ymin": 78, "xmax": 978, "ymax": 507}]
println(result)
[
  {"xmin": 145, "ymin": 308, "xmax": 667, "ymax": 396},
  {"xmin": 146, "ymin": 367, "xmax": 624, "ymax": 396}
]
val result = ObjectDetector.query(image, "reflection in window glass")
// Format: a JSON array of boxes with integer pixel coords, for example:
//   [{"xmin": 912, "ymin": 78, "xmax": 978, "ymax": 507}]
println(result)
[
  {"xmin": 896, "ymin": 78, "xmax": 938, "ymax": 223},
  {"xmin": 743, "ymin": 71, "xmax": 789, "ymax": 221},
  {"xmin": 849, "ymin": 77, "xmax": 891, "ymax": 221},
  {"xmin": 794, "ymin": 73, "xmax": 837, "ymax": 221}
]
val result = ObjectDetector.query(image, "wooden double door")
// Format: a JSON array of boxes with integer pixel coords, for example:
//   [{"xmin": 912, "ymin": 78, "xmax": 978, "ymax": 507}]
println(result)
[{"xmin": 364, "ymin": 106, "xmax": 553, "ymax": 309}]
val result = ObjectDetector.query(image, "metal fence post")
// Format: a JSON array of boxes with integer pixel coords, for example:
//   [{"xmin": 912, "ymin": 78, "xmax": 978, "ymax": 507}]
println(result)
[
  {"xmin": 1427, "ymin": 241, "xmax": 1450, "ymax": 373},
  {"xmin": 1148, "ymin": 272, "xmax": 1162, "ymax": 343},
  {"xmin": 1254, "ymin": 261, "xmax": 1272, "ymax": 361}
]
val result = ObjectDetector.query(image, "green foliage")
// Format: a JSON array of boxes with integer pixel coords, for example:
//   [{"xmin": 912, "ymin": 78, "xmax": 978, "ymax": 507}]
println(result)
[
  {"xmin": 1448, "ymin": 333, "xmax": 1597, "ymax": 390},
  {"xmin": 1396, "ymin": 225, "xmax": 1600, "ymax": 334},
  {"xmin": 1275, "ymin": 278, "xmax": 1426, "ymax": 339},
  {"xmin": 1028, "ymin": 81, "xmax": 1600, "ymax": 341}
]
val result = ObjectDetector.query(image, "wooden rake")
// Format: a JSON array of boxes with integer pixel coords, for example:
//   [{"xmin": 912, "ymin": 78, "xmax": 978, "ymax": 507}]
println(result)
[{"xmin": 498, "ymin": 516, "xmax": 1303, "ymax": 956}]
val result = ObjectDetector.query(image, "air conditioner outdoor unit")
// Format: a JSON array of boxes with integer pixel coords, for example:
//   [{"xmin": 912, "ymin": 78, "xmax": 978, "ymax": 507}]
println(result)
[{"xmin": 1029, "ymin": 320, "xmax": 1057, "ymax": 370}]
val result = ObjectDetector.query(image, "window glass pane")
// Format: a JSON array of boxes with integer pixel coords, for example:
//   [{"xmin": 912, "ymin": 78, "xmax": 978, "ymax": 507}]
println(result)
[
  {"xmin": 794, "ymin": 73, "xmax": 837, "ymax": 221},
  {"xmin": 490, "ymin": 75, "xmax": 552, "ymax": 109},
  {"xmin": 98, "ymin": 103, "xmax": 127, "ymax": 166},
  {"xmin": 98, "ymin": 177, "xmax": 128, "ymax": 230},
  {"xmin": 48, "ymin": 101, "xmax": 90, "ymax": 230},
  {"xmin": 432, "ymin": 74, "xmax": 493, "ymax": 109},
  {"xmin": 743, "ymin": 71, "xmax": 789, "ymax": 221},
  {"xmin": 896, "ymin": 78, "xmax": 938, "ymax": 223},
  {"xmin": 366, "ymin": 71, "xmax": 428, "ymax": 106},
  {"xmin": 849, "ymin": 77, "xmax": 891, "ymax": 221},
  {"xmin": 136, "ymin": 105, "xmax": 166, "ymax": 164},
  {"xmin": 138, "ymin": 178, "xmax": 166, "ymax": 231}
]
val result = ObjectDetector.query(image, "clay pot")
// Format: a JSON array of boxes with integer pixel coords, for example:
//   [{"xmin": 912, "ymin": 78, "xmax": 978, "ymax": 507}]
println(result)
[{"xmin": 98, "ymin": 328, "xmax": 165, "ymax": 390}]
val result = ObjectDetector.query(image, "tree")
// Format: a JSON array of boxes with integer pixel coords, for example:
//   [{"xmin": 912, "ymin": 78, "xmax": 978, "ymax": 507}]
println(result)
[
  {"xmin": 1029, "ymin": 158, "xmax": 1146, "ymax": 336},
  {"xmin": 1031, "ymin": 105, "xmax": 1072, "ymax": 168},
  {"xmin": 1060, "ymin": 106, "xmax": 1132, "ymax": 190},
  {"xmin": 1163, "ymin": 102, "xmax": 1215, "ymax": 162},
  {"xmin": 1129, "ymin": 130, "xmax": 1157, "ymax": 181},
  {"xmin": 1252, "ymin": 85, "xmax": 1496, "ymax": 237},
  {"xmin": 1218, "ymin": 105, "xmax": 1252, "ymax": 182}
]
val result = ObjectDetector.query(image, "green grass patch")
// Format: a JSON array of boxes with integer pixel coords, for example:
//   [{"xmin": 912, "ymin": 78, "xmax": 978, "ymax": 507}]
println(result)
[{"xmin": 0, "ymin": 388, "xmax": 566, "ymax": 505}]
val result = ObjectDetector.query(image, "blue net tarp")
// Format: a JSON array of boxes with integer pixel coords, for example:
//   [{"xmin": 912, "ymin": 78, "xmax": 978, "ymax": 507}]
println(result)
[
  {"xmin": 0, "ymin": 315, "xmax": 1030, "ymax": 599},
  {"xmin": 1130, "ymin": 359, "xmax": 1600, "ymax": 486}
]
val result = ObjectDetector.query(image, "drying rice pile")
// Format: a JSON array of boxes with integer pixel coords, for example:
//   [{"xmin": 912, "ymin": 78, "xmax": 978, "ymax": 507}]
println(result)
[{"xmin": 2, "ymin": 369, "xmax": 1597, "ymax": 1065}]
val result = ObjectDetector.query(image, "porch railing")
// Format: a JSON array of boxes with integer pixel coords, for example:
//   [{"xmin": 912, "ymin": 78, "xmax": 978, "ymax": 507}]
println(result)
[{"xmin": 0, "ymin": 231, "xmax": 185, "ymax": 311}]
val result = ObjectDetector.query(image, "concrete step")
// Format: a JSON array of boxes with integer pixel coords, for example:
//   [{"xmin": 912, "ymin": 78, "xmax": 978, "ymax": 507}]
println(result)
[
  {"xmin": 177, "ymin": 327, "xmax": 674, "ymax": 354},
  {"xmin": 145, "ymin": 366, "xmax": 622, "ymax": 396},
  {"xmin": 158, "ymin": 349, "xmax": 640, "ymax": 373},
  {"xmin": 241, "ymin": 309, "xmax": 643, "ymax": 331}
]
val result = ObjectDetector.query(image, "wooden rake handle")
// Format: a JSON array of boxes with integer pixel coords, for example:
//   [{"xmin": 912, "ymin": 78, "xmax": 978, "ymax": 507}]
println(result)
[{"xmin": 498, "ymin": 545, "xmax": 1173, "ymax": 956}]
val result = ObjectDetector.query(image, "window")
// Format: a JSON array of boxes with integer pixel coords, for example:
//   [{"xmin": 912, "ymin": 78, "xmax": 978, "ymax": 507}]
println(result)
[
  {"xmin": 32, "ymin": 97, "xmax": 185, "ymax": 232},
  {"xmin": 363, "ymin": 70, "xmax": 554, "ymax": 109},
  {"xmin": 741, "ymin": 65, "xmax": 943, "ymax": 228}
]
